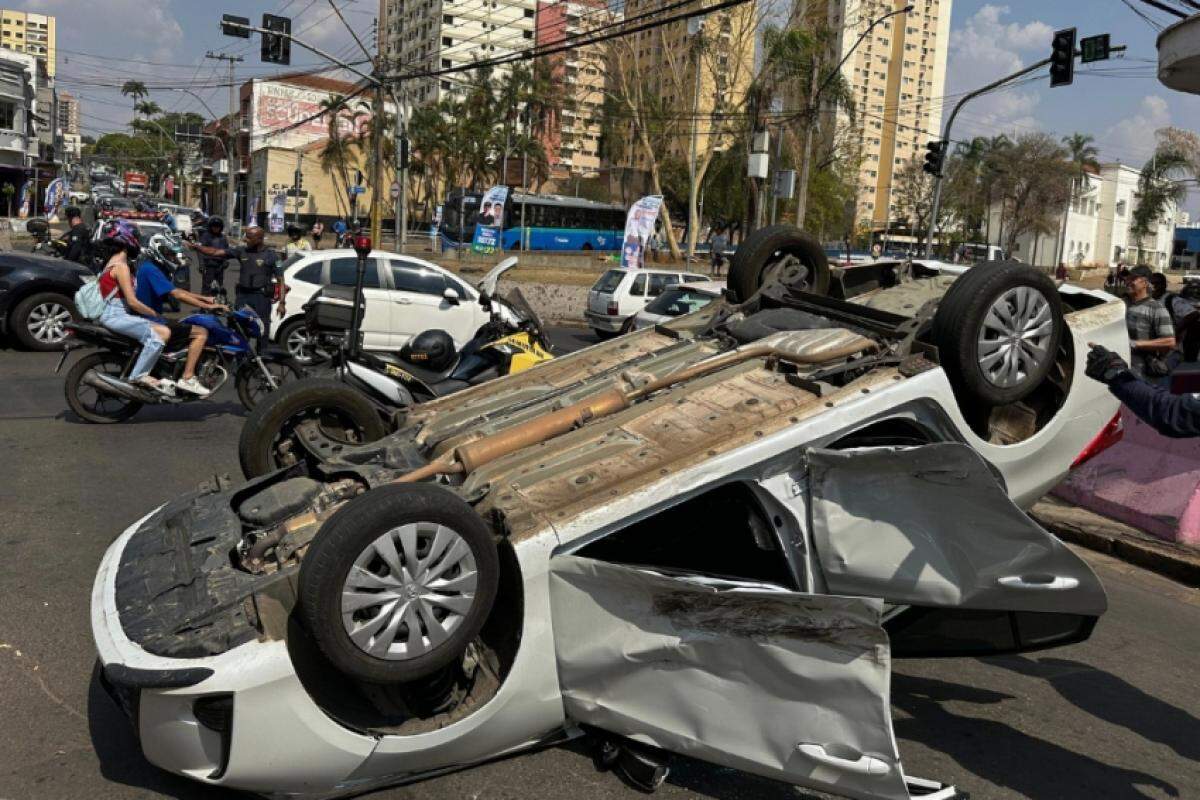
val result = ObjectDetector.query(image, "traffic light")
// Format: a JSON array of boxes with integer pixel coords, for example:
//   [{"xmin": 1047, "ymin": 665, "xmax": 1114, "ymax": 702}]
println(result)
[
  {"xmin": 262, "ymin": 14, "xmax": 291, "ymax": 65},
  {"xmin": 399, "ymin": 136, "xmax": 410, "ymax": 170},
  {"xmin": 1050, "ymin": 27, "xmax": 1076, "ymax": 88},
  {"xmin": 294, "ymin": 169, "xmax": 303, "ymax": 192},
  {"xmin": 923, "ymin": 140, "xmax": 946, "ymax": 177}
]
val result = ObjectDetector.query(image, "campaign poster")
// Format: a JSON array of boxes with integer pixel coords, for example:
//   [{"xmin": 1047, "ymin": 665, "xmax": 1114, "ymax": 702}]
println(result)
[
  {"xmin": 245, "ymin": 193, "xmax": 258, "ymax": 227},
  {"xmin": 620, "ymin": 195, "xmax": 663, "ymax": 269},
  {"xmin": 43, "ymin": 178, "xmax": 64, "ymax": 220},
  {"xmin": 471, "ymin": 186, "xmax": 508, "ymax": 253},
  {"xmin": 17, "ymin": 180, "xmax": 31, "ymax": 219},
  {"xmin": 268, "ymin": 192, "xmax": 286, "ymax": 233}
]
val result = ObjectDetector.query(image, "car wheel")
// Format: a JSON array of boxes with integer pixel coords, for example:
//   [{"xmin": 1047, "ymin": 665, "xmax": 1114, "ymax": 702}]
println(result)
[
  {"xmin": 619, "ymin": 316, "xmax": 636, "ymax": 334},
  {"xmin": 932, "ymin": 260, "xmax": 1064, "ymax": 408},
  {"xmin": 12, "ymin": 292, "xmax": 77, "ymax": 350},
  {"xmin": 239, "ymin": 378, "xmax": 387, "ymax": 478},
  {"xmin": 278, "ymin": 318, "xmax": 329, "ymax": 366},
  {"xmin": 728, "ymin": 225, "xmax": 830, "ymax": 303},
  {"xmin": 234, "ymin": 356, "xmax": 304, "ymax": 411},
  {"xmin": 592, "ymin": 328, "xmax": 617, "ymax": 341},
  {"xmin": 64, "ymin": 352, "xmax": 142, "ymax": 423},
  {"xmin": 299, "ymin": 483, "xmax": 500, "ymax": 684}
]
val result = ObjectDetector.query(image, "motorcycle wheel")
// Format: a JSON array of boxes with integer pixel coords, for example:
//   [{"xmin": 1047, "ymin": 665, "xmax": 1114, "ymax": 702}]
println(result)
[
  {"xmin": 64, "ymin": 352, "xmax": 143, "ymax": 423},
  {"xmin": 239, "ymin": 378, "xmax": 387, "ymax": 479},
  {"xmin": 234, "ymin": 357, "xmax": 304, "ymax": 411}
]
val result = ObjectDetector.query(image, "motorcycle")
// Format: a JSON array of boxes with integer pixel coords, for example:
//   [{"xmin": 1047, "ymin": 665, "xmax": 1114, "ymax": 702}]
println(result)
[
  {"xmin": 237, "ymin": 257, "xmax": 554, "ymax": 477},
  {"xmin": 25, "ymin": 218, "xmax": 68, "ymax": 258},
  {"xmin": 59, "ymin": 303, "xmax": 303, "ymax": 423}
]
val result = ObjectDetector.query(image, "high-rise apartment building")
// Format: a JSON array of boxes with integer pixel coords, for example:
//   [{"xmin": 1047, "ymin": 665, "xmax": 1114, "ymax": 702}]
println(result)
[
  {"xmin": 58, "ymin": 89, "xmax": 78, "ymax": 135},
  {"xmin": 378, "ymin": 0, "xmax": 538, "ymax": 106},
  {"xmin": 535, "ymin": 0, "xmax": 615, "ymax": 177},
  {"xmin": 0, "ymin": 10, "xmax": 54, "ymax": 78},
  {"xmin": 826, "ymin": 0, "xmax": 951, "ymax": 231}
]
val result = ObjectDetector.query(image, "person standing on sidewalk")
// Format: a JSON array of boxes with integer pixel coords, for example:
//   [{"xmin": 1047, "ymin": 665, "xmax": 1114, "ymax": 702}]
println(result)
[
  {"xmin": 710, "ymin": 228, "xmax": 728, "ymax": 277},
  {"xmin": 1124, "ymin": 265, "xmax": 1176, "ymax": 378}
]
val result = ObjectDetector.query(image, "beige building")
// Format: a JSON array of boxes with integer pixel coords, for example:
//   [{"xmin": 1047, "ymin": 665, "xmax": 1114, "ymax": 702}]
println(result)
[
  {"xmin": 826, "ymin": 0, "xmax": 951, "ymax": 231},
  {"xmin": 249, "ymin": 140, "xmax": 396, "ymax": 225},
  {"xmin": 0, "ymin": 10, "xmax": 54, "ymax": 78},
  {"xmin": 58, "ymin": 89, "xmax": 78, "ymax": 135},
  {"xmin": 379, "ymin": 0, "xmax": 538, "ymax": 106}
]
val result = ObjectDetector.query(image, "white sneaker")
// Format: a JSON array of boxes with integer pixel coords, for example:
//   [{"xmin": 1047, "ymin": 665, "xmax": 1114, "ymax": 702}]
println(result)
[
  {"xmin": 132, "ymin": 375, "xmax": 173, "ymax": 396},
  {"xmin": 176, "ymin": 376, "xmax": 212, "ymax": 397}
]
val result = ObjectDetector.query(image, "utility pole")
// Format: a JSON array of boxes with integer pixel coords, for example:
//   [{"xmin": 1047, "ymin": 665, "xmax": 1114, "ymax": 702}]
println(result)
[
  {"xmin": 293, "ymin": 150, "xmax": 303, "ymax": 226},
  {"xmin": 396, "ymin": 81, "xmax": 407, "ymax": 252},
  {"xmin": 686, "ymin": 16, "xmax": 704, "ymax": 261},
  {"xmin": 206, "ymin": 50, "xmax": 243, "ymax": 230}
]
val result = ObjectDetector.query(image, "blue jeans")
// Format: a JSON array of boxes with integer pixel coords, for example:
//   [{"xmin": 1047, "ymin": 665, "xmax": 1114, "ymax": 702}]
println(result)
[{"xmin": 99, "ymin": 301, "xmax": 162, "ymax": 380}]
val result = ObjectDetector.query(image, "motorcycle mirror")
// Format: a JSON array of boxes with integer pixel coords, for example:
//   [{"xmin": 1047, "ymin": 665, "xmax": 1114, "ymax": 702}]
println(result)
[{"xmin": 353, "ymin": 234, "xmax": 372, "ymax": 259}]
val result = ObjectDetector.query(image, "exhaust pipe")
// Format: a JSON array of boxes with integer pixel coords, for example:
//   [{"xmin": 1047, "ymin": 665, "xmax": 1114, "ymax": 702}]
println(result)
[{"xmin": 83, "ymin": 372, "xmax": 147, "ymax": 401}]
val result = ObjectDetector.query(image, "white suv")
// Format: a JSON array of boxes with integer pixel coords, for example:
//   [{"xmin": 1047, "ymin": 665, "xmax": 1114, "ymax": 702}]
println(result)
[
  {"xmin": 585, "ymin": 267, "xmax": 708, "ymax": 337},
  {"xmin": 276, "ymin": 249, "xmax": 495, "ymax": 363}
]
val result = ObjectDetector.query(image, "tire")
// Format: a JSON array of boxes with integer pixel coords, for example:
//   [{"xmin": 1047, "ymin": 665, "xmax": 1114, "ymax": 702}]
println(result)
[
  {"xmin": 234, "ymin": 356, "xmax": 303, "ymax": 411},
  {"xmin": 64, "ymin": 351, "xmax": 143, "ymax": 423},
  {"xmin": 619, "ymin": 315, "xmax": 636, "ymax": 334},
  {"xmin": 299, "ymin": 483, "xmax": 500, "ymax": 684},
  {"xmin": 931, "ymin": 260, "xmax": 1064, "ymax": 408},
  {"xmin": 592, "ymin": 328, "xmax": 617, "ymax": 341},
  {"xmin": 238, "ymin": 377, "xmax": 387, "ymax": 479},
  {"xmin": 12, "ymin": 292, "xmax": 77, "ymax": 350},
  {"xmin": 727, "ymin": 225, "xmax": 830, "ymax": 303},
  {"xmin": 277, "ymin": 317, "xmax": 330, "ymax": 366}
]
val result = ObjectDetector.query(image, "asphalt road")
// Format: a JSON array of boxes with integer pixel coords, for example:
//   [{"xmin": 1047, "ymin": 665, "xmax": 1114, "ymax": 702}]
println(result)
[{"xmin": 0, "ymin": 332, "xmax": 1197, "ymax": 800}]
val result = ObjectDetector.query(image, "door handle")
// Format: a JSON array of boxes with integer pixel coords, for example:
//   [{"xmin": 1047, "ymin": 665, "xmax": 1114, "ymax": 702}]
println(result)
[
  {"xmin": 796, "ymin": 744, "xmax": 889, "ymax": 776},
  {"xmin": 997, "ymin": 575, "xmax": 1080, "ymax": 590},
  {"xmin": 393, "ymin": 298, "xmax": 412, "ymax": 304}
]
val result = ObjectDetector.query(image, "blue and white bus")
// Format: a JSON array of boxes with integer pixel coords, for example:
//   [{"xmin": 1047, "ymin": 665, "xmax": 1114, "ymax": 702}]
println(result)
[{"xmin": 441, "ymin": 190, "xmax": 625, "ymax": 251}]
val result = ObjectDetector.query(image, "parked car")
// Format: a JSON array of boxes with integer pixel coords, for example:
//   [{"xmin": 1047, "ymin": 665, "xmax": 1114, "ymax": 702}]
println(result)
[
  {"xmin": 585, "ymin": 267, "xmax": 709, "ymax": 338},
  {"xmin": 92, "ymin": 225, "xmax": 1128, "ymax": 799},
  {"xmin": 0, "ymin": 251, "xmax": 90, "ymax": 350},
  {"xmin": 275, "ymin": 248, "xmax": 504, "ymax": 365},
  {"xmin": 628, "ymin": 280, "xmax": 725, "ymax": 331}
]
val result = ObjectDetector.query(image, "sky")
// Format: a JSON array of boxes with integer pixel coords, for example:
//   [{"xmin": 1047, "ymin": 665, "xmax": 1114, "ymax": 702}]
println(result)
[{"xmin": 12, "ymin": 0, "xmax": 1199, "ymax": 211}]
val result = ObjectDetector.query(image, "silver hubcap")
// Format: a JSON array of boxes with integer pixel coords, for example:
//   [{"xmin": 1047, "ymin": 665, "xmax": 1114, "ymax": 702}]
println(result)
[
  {"xmin": 28, "ymin": 302, "xmax": 71, "ymax": 343},
  {"xmin": 978, "ymin": 287, "xmax": 1053, "ymax": 389},
  {"xmin": 286, "ymin": 327, "xmax": 321, "ymax": 362},
  {"xmin": 341, "ymin": 522, "xmax": 478, "ymax": 661}
]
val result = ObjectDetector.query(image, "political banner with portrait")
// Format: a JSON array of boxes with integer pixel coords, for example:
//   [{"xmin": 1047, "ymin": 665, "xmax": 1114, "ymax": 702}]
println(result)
[
  {"xmin": 471, "ymin": 185, "xmax": 508, "ymax": 253},
  {"xmin": 620, "ymin": 195, "xmax": 663, "ymax": 269},
  {"xmin": 268, "ymin": 192, "xmax": 286, "ymax": 233}
]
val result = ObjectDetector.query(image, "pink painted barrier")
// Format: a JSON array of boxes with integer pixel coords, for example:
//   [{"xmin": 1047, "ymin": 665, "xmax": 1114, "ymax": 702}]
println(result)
[{"xmin": 1054, "ymin": 406, "xmax": 1200, "ymax": 545}]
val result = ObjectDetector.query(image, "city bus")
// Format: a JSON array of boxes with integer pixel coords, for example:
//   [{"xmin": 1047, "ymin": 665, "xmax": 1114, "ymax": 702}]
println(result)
[{"xmin": 441, "ymin": 190, "xmax": 625, "ymax": 251}]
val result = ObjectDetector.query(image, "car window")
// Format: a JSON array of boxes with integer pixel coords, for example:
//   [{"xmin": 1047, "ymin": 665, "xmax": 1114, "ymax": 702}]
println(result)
[
  {"xmin": 645, "ymin": 287, "xmax": 717, "ymax": 316},
  {"xmin": 630, "ymin": 274, "xmax": 647, "ymax": 295},
  {"xmin": 329, "ymin": 257, "xmax": 381, "ymax": 289},
  {"xmin": 294, "ymin": 261, "xmax": 322, "ymax": 284},
  {"xmin": 444, "ymin": 275, "xmax": 469, "ymax": 298},
  {"xmin": 592, "ymin": 269, "xmax": 625, "ymax": 294},
  {"xmin": 647, "ymin": 273, "xmax": 675, "ymax": 297},
  {"xmin": 684, "ymin": 273, "xmax": 707, "ymax": 283},
  {"xmin": 391, "ymin": 263, "xmax": 448, "ymax": 296}
]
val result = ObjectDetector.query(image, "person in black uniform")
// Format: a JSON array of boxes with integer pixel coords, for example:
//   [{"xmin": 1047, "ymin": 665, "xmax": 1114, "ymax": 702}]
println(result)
[
  {"xmin": 58, "ymin": 206, "xmax": 91, "ymax": 267},
  {"xmin": 196, "ymin": 216, "xmax": 230, "ymax": 292},
  {"xmin": 1086, "ymin": 344, "xmax": 1200, "ymax": 438},
  {"xmin": 188, "ymin": 224, "xmax": 286, "ymax": 348}
]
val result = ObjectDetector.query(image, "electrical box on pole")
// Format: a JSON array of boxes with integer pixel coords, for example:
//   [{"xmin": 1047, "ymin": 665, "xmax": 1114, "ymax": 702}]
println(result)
[
  {"xmin": 261, "ymin": 14, "xmax": 291, "ymax": 65},
  {"xmin": 221, "ymin": 14, "xmax": 250, "ymax": 38},
  {"xmin": 922, "ymin": 140, "xmax": 946, "ymax": 177},
  {"xmin": 1050, "ymin": 27, "xmax": 1076, "ymax": 87}
]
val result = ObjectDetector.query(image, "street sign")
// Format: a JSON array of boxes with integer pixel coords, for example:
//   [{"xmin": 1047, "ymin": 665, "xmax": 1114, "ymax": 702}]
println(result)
[
  {"xmin": 348, "ymin": 186, "xmax": 366, "ymax": 195},
  {"xmin": 221, "ymin": 14, "xmax": 250, "ymax": 38},
  {"xmin": 1080, "ymin": 33, "xmax": 1111, "ymax": 64},
  {"xmin": 390, "ymin": 181, "xmax": 400, "ymax": 199}
]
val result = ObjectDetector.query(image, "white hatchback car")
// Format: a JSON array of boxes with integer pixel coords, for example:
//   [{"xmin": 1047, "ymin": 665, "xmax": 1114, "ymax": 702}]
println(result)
[
  {"xmin": 276, "ymin": 249, "xmax": 495, "ymax": 363},
  {"xmin": 585, "ymin": 267, "xmax": 709, "ymax": 337}
]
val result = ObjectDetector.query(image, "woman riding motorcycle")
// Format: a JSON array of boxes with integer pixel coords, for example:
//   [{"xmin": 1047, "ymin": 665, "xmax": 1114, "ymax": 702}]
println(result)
[{"xmin": 94, "ymin": 220, "xmax": 173, "ymax": 395}]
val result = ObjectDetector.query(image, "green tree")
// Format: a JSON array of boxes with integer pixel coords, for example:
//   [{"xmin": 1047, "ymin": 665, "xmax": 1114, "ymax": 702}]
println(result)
[
  {"xmin": 2, "ymin": 182, "xmax": 14, "ymax": 216},
  {"xmin": 1132, "ymin": 146, "xmax": 1188, "ymax": 262},
  {"xmin": 990, "ymin": 133, "xmax": 1074, "ymax": 256},
  {"xmin": 120, "ymin": 80, "xmax": 148, "ymax": 117}
]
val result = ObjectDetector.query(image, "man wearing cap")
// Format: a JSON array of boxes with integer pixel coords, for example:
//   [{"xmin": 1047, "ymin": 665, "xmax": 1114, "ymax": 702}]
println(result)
[
  {"xmin": 188, "ymin": 225, "xmax": 286, "ymax": 347},
  {"xmin": 1123, "ymin": 265, "xmax": 1176, "ymax": 377},
  {"xmin": 58, "ymin": 206, "xmax": 91, "ymax": 266}
]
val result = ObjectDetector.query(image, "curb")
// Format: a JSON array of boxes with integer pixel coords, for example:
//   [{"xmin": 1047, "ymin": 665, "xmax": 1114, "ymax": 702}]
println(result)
[{"xmin": 1031, "ymin": 498, "xmax": 1200, "ymax": 588}]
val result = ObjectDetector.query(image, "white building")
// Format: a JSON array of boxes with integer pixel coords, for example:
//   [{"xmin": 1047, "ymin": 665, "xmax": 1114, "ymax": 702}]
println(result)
[
  {"xmin": 0, "ymin": 48, "xmax": 36, "ymax": 169},
  {"xmin": 379, "ymin": 0, "xmax": 538, "ymax": 107},
  {"xmin": 988, "ymin": 163, "xmax": 1177, "ymax": 270}
]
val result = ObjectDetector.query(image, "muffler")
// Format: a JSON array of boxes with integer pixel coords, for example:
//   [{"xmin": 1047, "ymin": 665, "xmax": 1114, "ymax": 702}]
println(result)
[{"xmin": 84, "ymin": 372, "xmax": 149, "ymax": 401}]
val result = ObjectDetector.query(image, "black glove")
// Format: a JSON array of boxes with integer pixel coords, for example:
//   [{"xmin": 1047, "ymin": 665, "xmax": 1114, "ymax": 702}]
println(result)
[{"xmin": 1085, "ymin": 344, "xmax": 1131, "ymax": 385}]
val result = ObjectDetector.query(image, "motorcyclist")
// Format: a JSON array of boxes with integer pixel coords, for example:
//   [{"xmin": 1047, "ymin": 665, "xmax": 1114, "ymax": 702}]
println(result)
[
  {"xmin": 135, "ymin": 233, "xmax": 227, "ymax": 397},
  {"xmin": 58, "ymin": 205, "xmax": 91, "ymax": 266},
  {"xmin": 188, "ymin": 224, "xmax": 286, "ymax": 346},
  {"xmin": 196, "ymin": 216, "xmax": 230, "ymax": 292},
  {"xmin": 1086, "ymin": 344, "xmax": 1200, "ymax": 438},
  {"xmin": 94, "ymin": 219, "xmax": 173, "ymax": 395}
]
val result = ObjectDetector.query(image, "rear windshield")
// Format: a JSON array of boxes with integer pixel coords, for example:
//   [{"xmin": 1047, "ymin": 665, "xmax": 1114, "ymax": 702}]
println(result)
[
  {"xmin": 592, "ymin": 269, "xmax": 625, "ymax": 293},
  {"xmin": 645, "ymin": 287, "xmax": 717, "ymax": 316}
]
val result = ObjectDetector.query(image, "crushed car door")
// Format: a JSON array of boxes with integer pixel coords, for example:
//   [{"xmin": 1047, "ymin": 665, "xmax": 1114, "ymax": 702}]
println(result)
[
  {"xmin": 806, "ymin": 444, "xmax": 1108, "ymax": 657},
  {"xmin": 549, "ymin": 555, "xmax": 913, "ymax": 800}
]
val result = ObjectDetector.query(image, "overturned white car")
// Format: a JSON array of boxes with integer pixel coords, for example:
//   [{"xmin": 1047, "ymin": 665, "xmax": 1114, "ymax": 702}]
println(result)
[{"xmin": 92, "ymin": 226, "xmax": 1126, "ymax": 799}]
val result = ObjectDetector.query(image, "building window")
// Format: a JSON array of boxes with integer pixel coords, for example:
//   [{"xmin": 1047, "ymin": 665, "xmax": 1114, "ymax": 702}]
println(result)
[
  {"xmin": 0, "ymin": 101, "xmax": 15, "ymax": 130},
  {"xmin": 442, "ymin": 36, "xmax": 453, "ymax": 46},
  {"xmin": 443, "ymin": 14, "xmax": 453, "ymax": 23}
]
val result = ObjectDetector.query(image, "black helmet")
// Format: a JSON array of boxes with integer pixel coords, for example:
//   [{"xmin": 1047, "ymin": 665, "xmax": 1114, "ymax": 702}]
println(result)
[
  {"xmin": 207, "ymin": 216, "xmax": 224, "ymax": 232},
  {"xmin": 401, "ymin": 329, "xmax": 456, "ymax": 372},
  {"xmin": 286, "ymin": 222, "xmax": 304, "ymax": 238},
  {"xmin": 64, "ymin": 205, "xmax": 81, "ymax": 220}
]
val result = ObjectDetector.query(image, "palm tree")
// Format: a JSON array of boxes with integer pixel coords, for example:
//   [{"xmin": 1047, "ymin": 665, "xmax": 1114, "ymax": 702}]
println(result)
[
  {"xmin": 134, "ymin": 100, "xmax": 161, "ymax": 119},
  {"xmin": 1132, "ymin": 146, "xmax": 1189, "ymax": 265},
  {"xmin": 1057, "ymin": 133, "xmax": 1100, "ymax": 265},
  {"xmin": 121, "ymin": 81, "xmax": 148, "ymax": 116},
  {"xmin": 318, "ymin": 94, "xmax": 366, "ymax": 218}
]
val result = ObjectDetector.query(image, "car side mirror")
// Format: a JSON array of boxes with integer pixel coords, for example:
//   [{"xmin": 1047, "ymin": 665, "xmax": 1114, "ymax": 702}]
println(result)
[{"xmin": 443, "ymin": 287, "xmax": 460, "ymax": 305}]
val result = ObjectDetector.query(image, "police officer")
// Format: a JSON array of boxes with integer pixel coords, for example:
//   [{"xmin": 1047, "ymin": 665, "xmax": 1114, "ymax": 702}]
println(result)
[
  {"xmin": 1086, "ymin": 344, "xmax": 1200, "ymax": 438},
  {"xmin": 59, "ymin": 206, "xmax": 91, "ymax": 266},
  {"xmin": 196, "ymin": 216, "xmax": 230, "ymax": 292},
  {"xmin": 188, "ymin": 225, "xmax": 286, "ymax": 347}
]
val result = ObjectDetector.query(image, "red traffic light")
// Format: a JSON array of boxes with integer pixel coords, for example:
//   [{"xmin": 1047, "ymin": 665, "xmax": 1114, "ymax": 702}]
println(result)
[{"xmin": 353, "ymin": 234, "xmax": 372, "ymax": 258}]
